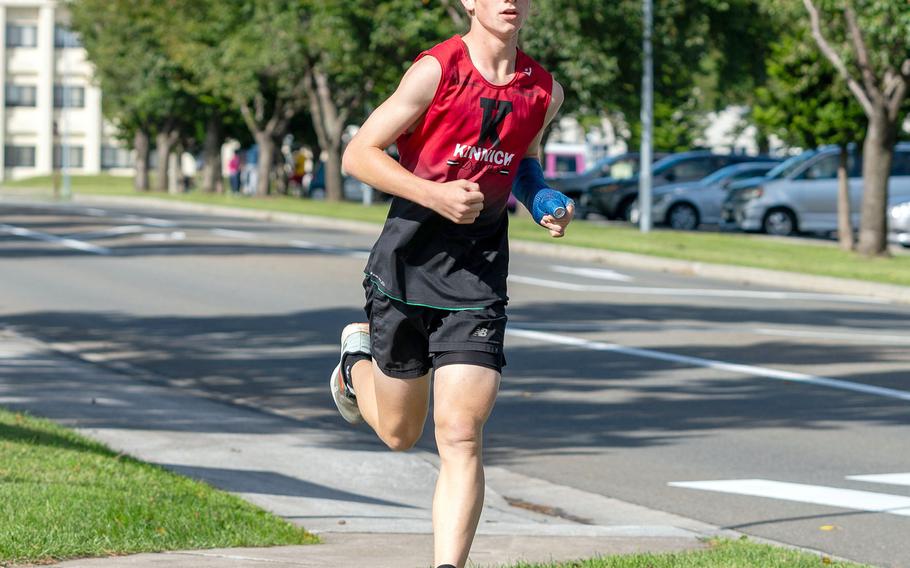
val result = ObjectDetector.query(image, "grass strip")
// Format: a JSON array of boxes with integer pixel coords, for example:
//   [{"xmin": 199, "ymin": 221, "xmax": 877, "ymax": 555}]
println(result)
[
  {"xmin": 3, "ymin": 175, "xmax": 909, "ymax": 286},
  {"xmin": 0, "ymin": 408, "xmax": 317, "ymax": 565},
  {"xmin": 509, "ymin": 537, "xmax": 869, "ymax": 567}
]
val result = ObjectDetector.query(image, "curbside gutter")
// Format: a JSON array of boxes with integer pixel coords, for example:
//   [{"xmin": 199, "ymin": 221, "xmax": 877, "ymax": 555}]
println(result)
[{"xmin": 74, "ymin": 194, "xmax": 910, "ymax": 305}]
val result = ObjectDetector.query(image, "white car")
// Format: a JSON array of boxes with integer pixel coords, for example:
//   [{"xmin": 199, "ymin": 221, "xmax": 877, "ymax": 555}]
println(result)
[{"xmin": 889, "ymin": 197, "xmax": 910, "ymax": 248}]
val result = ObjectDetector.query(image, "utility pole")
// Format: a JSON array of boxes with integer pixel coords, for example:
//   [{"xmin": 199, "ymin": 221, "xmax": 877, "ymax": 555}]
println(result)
[{"xmin": 639, "ymin": 0, "xmax": 654, "ymax": 233}]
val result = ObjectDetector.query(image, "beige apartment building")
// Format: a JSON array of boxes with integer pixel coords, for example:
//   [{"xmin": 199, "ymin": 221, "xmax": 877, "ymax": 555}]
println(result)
[{"xmin": 1, "ymin": 0, "xmax": 129, "ymax": 181}]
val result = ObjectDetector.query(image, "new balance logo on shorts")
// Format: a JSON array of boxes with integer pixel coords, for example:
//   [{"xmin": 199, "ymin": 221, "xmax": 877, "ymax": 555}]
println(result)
[{"xmin": 471, "ymin": 327, "xmax": 491, "ymax": 338}]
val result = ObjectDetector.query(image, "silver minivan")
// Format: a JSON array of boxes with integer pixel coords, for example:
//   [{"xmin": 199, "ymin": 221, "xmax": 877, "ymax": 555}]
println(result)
[
  {"xmin": 732, "ymin": 143, "xmax": 910, "ymax": 236},
  {"xmin": 629, "ymin": 162, "xmax": 779, "ymax": 230}
]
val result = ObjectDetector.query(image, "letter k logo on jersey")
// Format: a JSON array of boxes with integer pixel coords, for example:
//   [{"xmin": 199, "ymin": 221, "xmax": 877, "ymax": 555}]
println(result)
[{"xmin": 478, "ymin": 98, "xmax": 513, "ymax": 148}]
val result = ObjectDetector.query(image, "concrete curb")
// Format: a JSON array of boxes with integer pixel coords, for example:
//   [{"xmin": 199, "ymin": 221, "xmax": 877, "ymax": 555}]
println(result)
[{"xmin": 69, "ymin": 194, "xmax": 910, "ymax": 305}]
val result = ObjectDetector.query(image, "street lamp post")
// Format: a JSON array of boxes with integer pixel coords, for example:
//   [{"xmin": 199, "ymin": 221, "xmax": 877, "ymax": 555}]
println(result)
[{"xmin": 639, "ymin": 0, "xmax": 654, "ymax": 233}]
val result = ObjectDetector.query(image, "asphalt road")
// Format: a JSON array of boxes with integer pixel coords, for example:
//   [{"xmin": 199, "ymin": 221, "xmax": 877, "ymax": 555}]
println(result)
[{"xmin": 1, "ymin": 199, "xmax": 908, "ymax": 567}]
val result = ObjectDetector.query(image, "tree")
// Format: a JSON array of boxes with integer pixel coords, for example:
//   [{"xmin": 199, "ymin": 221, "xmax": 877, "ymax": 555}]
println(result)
[
  {"xmin": 753, "ymin": 30, "xmax": 867, "ymax": 250},
  {"xmin": 802, "ymin": 0, "xmax": 910, "ymax": 256},
  {"xmin": 303, "ymin": 0, "xmax": 454, "ymax": 201},
  {"xmin": 68, "ymin": 0, "xmax": 194, "ymax": 192},
  {"xmin": 160, "ymin": 0, "xmax": 310, "ymax": 197},
  {"xmin": 520, "ymin": 0, "xmax": 779, "ymax": 150}
]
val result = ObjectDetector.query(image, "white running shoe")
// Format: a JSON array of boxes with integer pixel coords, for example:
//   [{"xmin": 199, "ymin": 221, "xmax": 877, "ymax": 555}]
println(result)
[{"xmin": 330, "ymin": 323, "xmax": 370, "ymax": 424}]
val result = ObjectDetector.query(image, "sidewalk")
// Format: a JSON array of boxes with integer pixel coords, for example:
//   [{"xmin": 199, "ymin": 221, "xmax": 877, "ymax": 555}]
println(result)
[{"xmin": 0, "ymin": 327, "xmax": 722, "ymax": 568}]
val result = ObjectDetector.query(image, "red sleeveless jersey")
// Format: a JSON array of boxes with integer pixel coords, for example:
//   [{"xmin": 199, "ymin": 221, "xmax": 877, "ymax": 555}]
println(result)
[
  {"xmin": 364, "ymin": 36, "xmax": 553, "ymax": 309},
  {"xmin": 397, "ymin": 35, "xmax": 553, "ymax": 219}
]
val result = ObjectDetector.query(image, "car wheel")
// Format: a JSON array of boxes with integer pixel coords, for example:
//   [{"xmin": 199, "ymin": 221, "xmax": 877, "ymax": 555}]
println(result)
[
  {"xmin": 619, "ymin": 197, "xmax": 638, "ymax": 222},
  {"xmin": 573, "ymin": 193, "xmax": 590, "ymax": 219},
  {"xmin": 763, "ymin": 208, "xmax": 797, "ymax": 236},
  {"xmin": 667, "ymin": 203, "xmax": 699, "ymax": 231}
]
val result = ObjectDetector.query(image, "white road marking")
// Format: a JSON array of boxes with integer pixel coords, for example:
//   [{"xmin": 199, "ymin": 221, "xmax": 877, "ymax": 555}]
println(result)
[
  {"xmin": 211, "ymin": 228, "xmax": 255, "ymax": 239},
  {"xmin": 289, "ymin": 239, "xmax": 370, "ymax": 259},
  {"xmin": 668, "ymin": 479, "xmax": 910, "ymax": 517},
  {"xmin": 122, "ymin": 214, "xmax": 177, "ymax": 228},
  {"xmin": 141, "ymin": 231, "xmax": 186, "ymax": 241},
  {"xmin": 507, "ymin": 327, "xmax": 910, "ymax": 402},
  {"xmin": 847, "ymin": 473, "xmax": 910, "ymax": 487},
  {"xmin": 65, "ymin": 225, "xmax": 145, "ymax": 240},
  {"xmin": 551, "ymin": 265, "xmax": 634, "ymax": 282},
  {"xmin": 755, "ymin": 327, "xmax": 910, "ymax": 345},
  {"xmin": 508, "ymin": 274, "xmax": 889, "ymax": 305},
  {"xmin": 0, "ymin": 222, "xmax": 110, "ymax": 255},
  {"xmin": 83, "ymin": 208, "xmax": 108, "ymax": 216}
]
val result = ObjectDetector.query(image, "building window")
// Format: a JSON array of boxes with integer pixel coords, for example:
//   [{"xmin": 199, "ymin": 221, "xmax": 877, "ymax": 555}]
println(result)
[
  {"xmin": 53, "ymin": 145, "xmax": 84, "ymax": 168},
  {"xmin": 5, "ymin": 84, "xmax": 37, "ymax": 107},
  {"xmin": 6, "ymin": 24, "xmax": 38, "ymax": 47},
  {"xmin": 53, "ymin": 85, "xmax": 85, "ymax": 108},
  {"xmin": 5, "ymin": 146, "xmax": 37, "ymax": 167},
  {"xmin": 54, "ymin": 25, "xmax": 81, "ymax": 48},
  {"xmin": 101, "ymin": 145, "xmax": 133, "ymax": 169}
]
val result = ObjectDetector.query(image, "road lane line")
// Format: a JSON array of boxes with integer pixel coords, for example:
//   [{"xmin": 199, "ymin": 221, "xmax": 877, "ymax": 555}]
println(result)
[
  {"xmin": 0, "ymin": 222, "xmax": 110, "ymax": 255},
  {"xmin": 508, "ymin": 274, "xmax": 890, "ymax": 305},
  {"xmin": 847, "ymin": 473, "xmax": 910, "ymax": 487},
  {"xmin": 507, "ymin": 327, "xmax": 910, "ymax": 402},
  {"xmin": 65, "ymin": 225, "xmax": 145, "ymax": 240},
  {"xmin": 121, "ymin": 214, "xmax": 177, "ymax": 227},
  {"xmin": 668, "ymin": 479, "xmax": 910, "ymax": 517},
  {"xmin": 289, "ymin": 240, "xmax": 370, "ymax": 259},
  {"xmin": 211, "ymin": 228, "xmax": 255, "ymax": 239},
  {"xmin": 141, "ymin": 231, "xmax": 186, "ymax": 241},
  {"xmin": 551, "ymin": 265, "xmax": 634, "ymax": 282},
  {"xmin": 754, "ymin": 327, "xmax": 910, "ymax": 345}
]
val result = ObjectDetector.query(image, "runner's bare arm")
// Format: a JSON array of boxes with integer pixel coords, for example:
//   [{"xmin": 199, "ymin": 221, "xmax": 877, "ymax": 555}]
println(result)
[
  {"xmin": 524, "ymin": 80, "xmax": 564, "ymax": 161},
  {"xmin": 520, "ymin": 81, "xmax": 573, "ymax": 237},
  {"xmin": 343, "ymin": 57, "xmax": 484, "ymax": 224}
]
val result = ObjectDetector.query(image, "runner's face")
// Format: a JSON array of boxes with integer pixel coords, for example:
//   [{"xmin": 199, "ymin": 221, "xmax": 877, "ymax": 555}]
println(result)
[{"xmin": 463, "ymin": 0, "xmax": 529, "ymax": 37}]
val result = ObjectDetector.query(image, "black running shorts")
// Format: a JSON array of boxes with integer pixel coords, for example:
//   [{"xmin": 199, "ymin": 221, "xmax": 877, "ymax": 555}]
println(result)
[{"xmin": 363, "ymin": 279, "xmax": 507, "ymax": 379}]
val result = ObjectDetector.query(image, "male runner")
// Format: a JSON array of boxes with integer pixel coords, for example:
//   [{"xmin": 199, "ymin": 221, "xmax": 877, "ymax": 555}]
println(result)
[{"xmin": 331, "ymin": 1, "xmax": 572, "ymax": 566}]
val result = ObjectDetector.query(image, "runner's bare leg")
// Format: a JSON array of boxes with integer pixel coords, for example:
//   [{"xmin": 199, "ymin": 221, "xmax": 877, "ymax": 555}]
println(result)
[
  {"xmin": 351, "ymin": 359, "xmax": 430, "ymax": 450},
  {"xmin": 431, "ymin": 363, "xmax": 500, "ymax": 568}
]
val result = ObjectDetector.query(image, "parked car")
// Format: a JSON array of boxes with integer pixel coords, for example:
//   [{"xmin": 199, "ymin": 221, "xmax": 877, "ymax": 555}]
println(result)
[
  {"xmin": 547, "ymin": 152, "xmax": 651, "ymax": 219},
  {"xmin": 888, "ymin": 196, "xmax": 910, "ymax": 248},
  {"xmin": 721, "ymin": 150, "xmax": 822, "ymax": 229},
  {"xmin": 722, "ymin": 143, "xmax": 910, "ymax": 236},
  {"xmin": 628, "ymin": 161, "xmax": 780, "ymax": 230},
  {"xmin": 585, "ymin": 151, "xmax": 778, "ymax": 220}
]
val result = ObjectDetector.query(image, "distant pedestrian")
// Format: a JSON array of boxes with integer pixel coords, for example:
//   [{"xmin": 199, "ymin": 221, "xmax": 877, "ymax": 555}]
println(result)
[
  {"xmin": 244, "ymin": 144, "xmax": 259, "ymax": 195},
  {"xmin": 180, "ymin": 152, "xmax": 197, "ymax": 192},
  {"xmin": 228, "ymin": 152, "xmax": 241, "ymax": 194}
]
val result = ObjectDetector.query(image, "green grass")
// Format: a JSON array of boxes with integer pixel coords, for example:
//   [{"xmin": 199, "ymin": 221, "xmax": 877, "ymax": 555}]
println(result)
[
  {"xmin": 3, "ymin": 174, "xmax": 909, "ymax": 286},
  {"xmin": 0, "ymin": 408, "xmax": 317, "ymax": 565},
  {"xmin": 509, "ymin": 537, "xmax": 869, "ymax": 567}
]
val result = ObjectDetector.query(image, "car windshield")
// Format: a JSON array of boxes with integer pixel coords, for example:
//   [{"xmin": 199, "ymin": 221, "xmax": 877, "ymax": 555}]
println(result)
[
  {"xmin": 699, "ymin": 165, "xmax": 747, "ymax": 186},
  {"xmin": 765, "ymin": 151, "xmax": 815, "ymax": 179},
  {"xmin": 582, "ymin": 155, "xmax": 637, "ymax": 180},
  {"xmin": 582, "ymin": 157, "xmax": 613, "ymax": 175}
]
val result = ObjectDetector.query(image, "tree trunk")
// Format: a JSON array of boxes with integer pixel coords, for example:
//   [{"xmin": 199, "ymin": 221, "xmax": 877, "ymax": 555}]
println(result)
[
  {"xmin": 255, "ymin": 133, "xmax": 275, "ymax": 197},
  {"xmin": 167, "ymin": 147, "xmax": 180, "ymax": 194},
  {"xmin": 856, "ymin": 113, "xmax": 895, "ymax": 256},
  {"xmin": 201, "ymin": 114, "xmax": 223, "ymax": 193},
  {"xmin": 836, "ymin": 144, "xmax": 854, "ymax": 251},
  {"xmin": 305, "ymin": 68, "xmax": 352, "ymax": 203},
  {"xmin": 324, "ymin": 135, "xmax": 344, "ymax": 202},
  {"xmin": 133, "ymin": 130, "xmax": 150, "ymax": 192},
  {"xmin": 155, "ymin": 129, "xmax": 177, "ymax": 192}
]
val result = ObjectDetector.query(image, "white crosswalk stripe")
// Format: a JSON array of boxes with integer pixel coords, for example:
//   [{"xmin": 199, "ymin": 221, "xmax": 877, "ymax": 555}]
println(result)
[{"xmin": 669, "ymin": 479, "xmax": 910, "ymax": 517}]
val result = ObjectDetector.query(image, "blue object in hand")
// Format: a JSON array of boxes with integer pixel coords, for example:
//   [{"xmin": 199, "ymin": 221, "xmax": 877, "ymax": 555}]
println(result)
[
  {"xmin": 532, "ymin": 189, "xmax": 571, "ymax": 222},
  {"xmin": 512, "ymin": 158, "xmax": 574, "ymax": 224}
]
